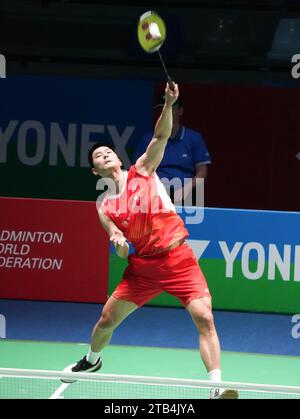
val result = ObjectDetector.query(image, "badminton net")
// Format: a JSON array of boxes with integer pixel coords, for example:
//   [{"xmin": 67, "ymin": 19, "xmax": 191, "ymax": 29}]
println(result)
[{"xmin": 1, "ymin": 368, "xmax": 300, "ymax": 399}]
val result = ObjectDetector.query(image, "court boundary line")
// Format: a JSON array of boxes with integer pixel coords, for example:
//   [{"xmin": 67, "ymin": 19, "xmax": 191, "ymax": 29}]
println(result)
[{"xmin": 49, "ymin": 382, "xmax": 70, "ymax": 399}]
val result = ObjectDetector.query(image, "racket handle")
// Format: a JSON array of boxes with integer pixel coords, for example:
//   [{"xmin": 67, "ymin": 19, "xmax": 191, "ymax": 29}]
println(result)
[
  {"xmin": 157, "ymin": 50, "xmax": 175, "ymax": 91},
  {"xmin": 167, "ymin": 76, "xmax": 175, "ymax": 91}
]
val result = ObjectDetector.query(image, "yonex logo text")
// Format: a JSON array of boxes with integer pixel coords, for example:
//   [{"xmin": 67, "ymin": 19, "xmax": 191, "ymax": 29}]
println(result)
[
  {"xmin": 0, "ymin": 314, "xmax": 6, "ymax": 338},
  {"xmin": 0, "ymin": 121, "xmax": 134, "ymax": 168},
  {"xmin": 0, "ymin": 54, "xmax": 6, "ymax": 79}
]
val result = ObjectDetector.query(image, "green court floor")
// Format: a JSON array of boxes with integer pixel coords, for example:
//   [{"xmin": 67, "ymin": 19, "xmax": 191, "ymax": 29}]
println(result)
[{"xmin": 1, "ymin": 340, "xmax": 300, "ymax": 398}]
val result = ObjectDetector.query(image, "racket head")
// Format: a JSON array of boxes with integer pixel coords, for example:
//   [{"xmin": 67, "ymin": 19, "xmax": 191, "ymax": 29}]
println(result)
[{"xmin": 137, "ymin": 10, "xmax": 166, "ymax": 54}]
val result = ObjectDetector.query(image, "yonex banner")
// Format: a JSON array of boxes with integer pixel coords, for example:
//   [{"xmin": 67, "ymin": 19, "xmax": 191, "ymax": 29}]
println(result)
[
  {"xmin": 0, "ymin": 197, "xmax": 109, "ymax": 302},
  {"xmin": 109, "ymin": 207, "xmax": 300, "ymax": 314},
  {"xmin": 0, "ymin": 75, "xmax": 153, "ymax": 201}
]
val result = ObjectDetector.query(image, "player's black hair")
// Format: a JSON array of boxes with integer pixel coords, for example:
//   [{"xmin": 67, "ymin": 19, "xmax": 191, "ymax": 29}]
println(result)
[{"xmin": 88, "ymin": 142, "xmax": 116, "ymax": 168}]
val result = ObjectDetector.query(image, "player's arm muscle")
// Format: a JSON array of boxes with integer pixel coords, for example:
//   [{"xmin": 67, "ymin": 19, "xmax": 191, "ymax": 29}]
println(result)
[
  {"xmin": 135, "ymin": 104, "xmax": 172, "ymax": 176},
  {"xmin": 135, "ymin": 83, "xmax": 179, "ymax": 177},
  {"xmin": 98, "ymin": 211, "xmax": 129, "ymax": 259},
  {"xmin": 98, "ymin": 211, "xmax": 118, "ymax": 236}
]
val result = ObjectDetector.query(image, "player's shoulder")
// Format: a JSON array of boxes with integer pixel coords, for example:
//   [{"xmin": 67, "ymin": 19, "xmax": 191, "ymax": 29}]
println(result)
[
  {"xmin": 127, "ymin": 165, "xmax": 146, "ymax": 182},
  {"xmin": 128, "ymin": 165, "xmax": 137, "ymax": 177}
]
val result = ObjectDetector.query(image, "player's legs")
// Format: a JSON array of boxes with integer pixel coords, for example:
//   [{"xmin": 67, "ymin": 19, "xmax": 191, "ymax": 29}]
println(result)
[
  {"xmin": 186, "ymin": 297, "xmax": 220, "ymax": 372},
  {"xmin": 65, "ymin": 296, "xmax": 137, "ymax": 376},
  {"xmin": 91, "ymin": 262, "xmax": 162, "ymax": 354},
  {"xmin": 185, "ymin": 298, "xmax": 238, "ymax": 399},
  {"xmin": 67, "ymin": 268, "xmax": 161, "ymax": 375},
  {"xmin": 90, "ymin": 296, "xmax": 138, "ymax": 353},
  {"xmin": 158, "ymin": 244, "xmax": 220, "ymax": 372}
]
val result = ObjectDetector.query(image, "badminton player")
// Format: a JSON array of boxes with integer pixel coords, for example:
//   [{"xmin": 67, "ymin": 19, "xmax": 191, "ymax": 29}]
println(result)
[{"xmin": 67, "ymin": 83, "xmax": 237, "ymax": 399}]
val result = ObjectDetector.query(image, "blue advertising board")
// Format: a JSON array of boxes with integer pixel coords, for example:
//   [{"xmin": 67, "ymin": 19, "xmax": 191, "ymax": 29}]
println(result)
[{"xmin": 0, "ymin": 75, "xmax": 153, "ymax": 199}]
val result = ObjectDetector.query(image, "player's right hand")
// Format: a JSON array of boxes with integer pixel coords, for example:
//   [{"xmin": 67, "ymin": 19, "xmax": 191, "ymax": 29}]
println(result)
[
  {"xmin": 110, "ymin": 230, "xmax": 127, "ymax": 247},
  {"xmin": 164, "ymin": 82, "xmax": 179, "ymax": 107}
]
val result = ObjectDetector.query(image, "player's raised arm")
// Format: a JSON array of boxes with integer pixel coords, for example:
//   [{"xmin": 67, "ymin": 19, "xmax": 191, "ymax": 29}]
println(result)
[{"xmin": 135, "ymin": 83, "xmax": 179, "ymax": 177}]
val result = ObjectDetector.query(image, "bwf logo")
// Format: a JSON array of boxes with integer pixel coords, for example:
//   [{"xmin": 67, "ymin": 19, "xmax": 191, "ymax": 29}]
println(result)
[
  {"xmin": 0, "ymin": 314, "xmax": 6, "ymax": 338},
  {"xmin": 291, "ymin": 54, "xmax": 300, "ymax": 79},
  {"xmin": 0, "ymin": 54, "xmax": 6, "ymax": 78},
  {"xmin": 291, "ymin": 314, "xmax": 300, "ymax": 339}
]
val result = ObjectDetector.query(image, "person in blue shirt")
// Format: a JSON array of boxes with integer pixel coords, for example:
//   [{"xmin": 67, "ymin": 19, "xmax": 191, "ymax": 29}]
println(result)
[{"xmin": 134, "ymin": 93, "xmax": 211, "ymax": 205}]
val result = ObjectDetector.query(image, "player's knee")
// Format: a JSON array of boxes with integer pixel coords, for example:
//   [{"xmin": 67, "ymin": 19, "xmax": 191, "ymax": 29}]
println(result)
[
  {"xmin": 193, "ymin": 310, "xmax": 215, "ymax": 333},
  {"xmin": 97, "ymin": 311, "xmax": 118, "ymax": 331}
]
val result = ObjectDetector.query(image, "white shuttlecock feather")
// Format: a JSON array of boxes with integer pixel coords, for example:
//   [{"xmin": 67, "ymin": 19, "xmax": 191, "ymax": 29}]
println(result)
[{"xmin": 149, "ymin": 22, "xmax": 162, "ymax": 40}]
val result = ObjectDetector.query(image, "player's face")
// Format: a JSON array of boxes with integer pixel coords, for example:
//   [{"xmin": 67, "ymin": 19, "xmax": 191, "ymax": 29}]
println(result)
[{"xmin": 92, "ymin": 146, "xmax": 121, "ymax": 175}]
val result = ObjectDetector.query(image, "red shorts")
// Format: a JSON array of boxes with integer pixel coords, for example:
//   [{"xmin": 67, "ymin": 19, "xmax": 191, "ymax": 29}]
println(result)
[{"xmin": 112, "ymin": 243, "xmax": 211, "ymax": 307}]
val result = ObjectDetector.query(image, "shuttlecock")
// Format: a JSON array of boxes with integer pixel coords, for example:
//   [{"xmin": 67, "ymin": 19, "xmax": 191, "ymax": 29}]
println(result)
[{"xmin": 149, "ymin": 22, "xmax": 162, "ymax": 40}]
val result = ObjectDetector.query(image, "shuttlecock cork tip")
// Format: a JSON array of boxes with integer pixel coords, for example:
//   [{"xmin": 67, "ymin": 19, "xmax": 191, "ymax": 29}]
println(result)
[{"xmin": 149, "ymin": 22, "xmax": 162, "ymax": 40}]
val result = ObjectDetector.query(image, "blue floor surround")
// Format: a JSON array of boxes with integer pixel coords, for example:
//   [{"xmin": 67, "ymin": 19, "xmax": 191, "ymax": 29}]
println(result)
[{"xmin": 0, "ymin": 299, "xmax": 299, "ymax": 356}]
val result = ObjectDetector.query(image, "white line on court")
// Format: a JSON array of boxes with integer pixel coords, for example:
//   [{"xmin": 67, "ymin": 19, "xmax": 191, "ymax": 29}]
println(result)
[{"xmin": 49, "ymin": 383, "xmax": 71, "ymax": 399}]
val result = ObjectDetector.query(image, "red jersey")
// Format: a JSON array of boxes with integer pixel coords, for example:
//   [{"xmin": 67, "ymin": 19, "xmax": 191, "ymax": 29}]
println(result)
[{"xmin": 99, "ymin": 165, "xmax": 189, "ymax": 256}]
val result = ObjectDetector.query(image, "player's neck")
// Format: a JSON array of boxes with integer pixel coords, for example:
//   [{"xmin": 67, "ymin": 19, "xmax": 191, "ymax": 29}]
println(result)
[{"xmin": 108, "ymin": 169, "xmax": 126, "ymax": 195}]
